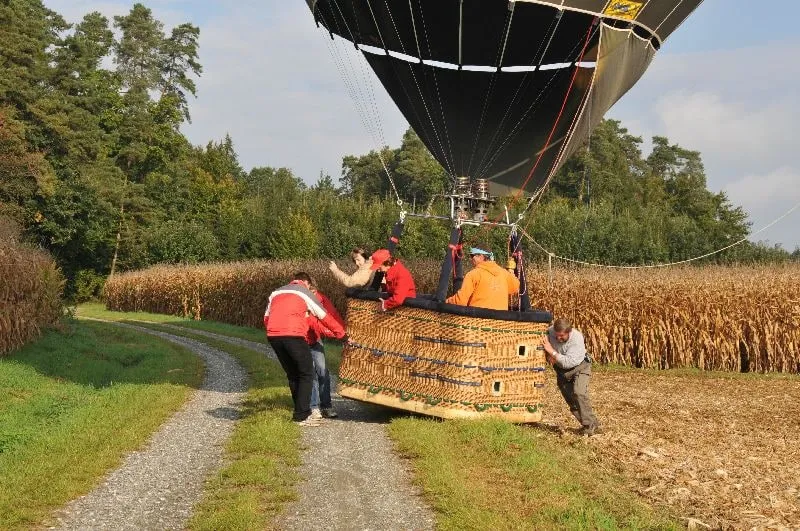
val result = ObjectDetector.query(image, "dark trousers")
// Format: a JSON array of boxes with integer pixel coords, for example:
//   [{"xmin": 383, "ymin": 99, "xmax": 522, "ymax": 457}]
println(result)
[
  {"xmin": 555, "ymin": 360, "xmax": 599, "ymax": 429},
  {"xmin": 268, "ymin": 336, "xmax": 314, "ymax": 421}
]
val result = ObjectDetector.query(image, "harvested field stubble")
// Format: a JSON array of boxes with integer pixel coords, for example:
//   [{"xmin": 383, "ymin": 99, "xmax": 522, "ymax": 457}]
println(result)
[
  {"xmin": 540, "ymin": 368, "xmax": 800, "ymax": 529},
  {"xmin": 105, "ymin": 261, "xmax": 800, "ymax": 373}
]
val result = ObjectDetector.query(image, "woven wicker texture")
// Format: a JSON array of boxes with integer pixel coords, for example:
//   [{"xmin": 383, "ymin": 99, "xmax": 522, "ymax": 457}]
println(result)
[{"xmin": 339, "ymin": 298, "xmax": 549, "ymax": 422}]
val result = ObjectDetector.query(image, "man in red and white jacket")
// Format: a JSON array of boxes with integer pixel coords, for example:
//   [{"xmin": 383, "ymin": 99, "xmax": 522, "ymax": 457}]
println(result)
[{"xmin": 264, "ymin": 272, "xmax": 345, "ymax": 425}]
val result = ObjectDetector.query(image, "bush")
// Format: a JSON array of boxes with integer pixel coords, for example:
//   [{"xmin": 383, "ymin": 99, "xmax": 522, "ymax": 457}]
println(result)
[
  {"xmin": 146, "ymin": 220, "xmax": 221, "ymax": 264},
  {"xmin": 71, "ymin": 269, "xmax": 106, "ymax": 303}
]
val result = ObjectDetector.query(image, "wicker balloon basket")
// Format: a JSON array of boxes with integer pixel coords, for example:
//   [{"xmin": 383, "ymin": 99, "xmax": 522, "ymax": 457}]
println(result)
[{"xmin": 338, "ymin": 295, "xmax": 551, "ymax": 423}]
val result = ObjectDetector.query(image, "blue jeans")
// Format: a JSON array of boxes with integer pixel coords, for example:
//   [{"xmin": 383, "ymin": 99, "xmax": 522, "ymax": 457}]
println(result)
[{"xmin": 309, "ymin": 343, "xmax": 332, "ymax": 409}]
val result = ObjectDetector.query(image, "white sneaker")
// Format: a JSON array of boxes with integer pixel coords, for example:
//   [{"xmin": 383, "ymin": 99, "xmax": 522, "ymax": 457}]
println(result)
[
  {"xmin": 295, "ymin": 417, "xmax": 322, "ymax": 427},
  {"xmin": 310, "ymin": 408, "xmax": 323, "ymax": 420}
]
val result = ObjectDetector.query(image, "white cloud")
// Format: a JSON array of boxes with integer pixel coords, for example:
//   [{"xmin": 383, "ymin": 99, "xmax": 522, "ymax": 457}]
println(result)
[
  {"xmin": 609, "ymin": 37, "xmax": 800, "ymax": 248},
  {"xmin": 726, "ymin": 167, "xmax": 800, "ymax": 209},
  {"xmin": 180, "ymin": 3, "xmax": 407, "ymax": 182},
  {"xmin": 653, "ymin": 90, "xmax": 793, "ymax": 167},
  {"xmin": 724, "ymin": 167, "xmax": 800, "ymax": 250}
]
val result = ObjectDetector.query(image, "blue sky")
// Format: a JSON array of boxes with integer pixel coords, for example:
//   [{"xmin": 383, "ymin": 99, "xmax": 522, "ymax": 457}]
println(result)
[{"xmin": 45, "ymin": 0, "xmax": 800, "ymax": 251}]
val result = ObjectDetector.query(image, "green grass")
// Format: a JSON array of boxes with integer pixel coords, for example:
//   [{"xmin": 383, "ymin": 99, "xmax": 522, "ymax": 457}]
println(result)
[
  {"xmin": 78, "ymin": 302, "xmax": 345, "ymax": 366},
  {"xmin": 389, "ymin": 418, "xmax": 678, "ymax": 530},
  {"xmin": 182, "ymin": 337, "xmax": 301, "ymax": 530},
  {"xmin": 78, "ymin": 302, "xmax": 267, "ymax": 343},
  {"xmin": 0, "ymin": 320, "xmax": 204, "ymax": 530},
  {"xmin": 76, "ymin": 304, "xmax": 305, "ymax": 530}
]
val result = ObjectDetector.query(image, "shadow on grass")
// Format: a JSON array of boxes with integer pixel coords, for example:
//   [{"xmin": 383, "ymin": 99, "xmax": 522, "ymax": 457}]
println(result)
[{"xmin": 9, "ymin": 319, "xmax": 205, "ymax": 390}]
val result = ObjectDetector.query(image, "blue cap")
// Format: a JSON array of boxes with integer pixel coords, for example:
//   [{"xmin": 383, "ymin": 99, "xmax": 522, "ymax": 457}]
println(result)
[{"xmin": 469, "ymin": 247, "xmax": 494, "ymax": 260}]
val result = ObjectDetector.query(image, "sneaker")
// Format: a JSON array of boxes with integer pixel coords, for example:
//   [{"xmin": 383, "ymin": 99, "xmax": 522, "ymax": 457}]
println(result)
[
  {"xmin": 579, "ymin": 425, "xmax": 603, "ymax": 437},
  {"xmin": 295, "ymin": 417, "xmax": 322, "ymax": 427},
  {"xmin": 310, "ymin": 408, "xmax": 323, "ymax": 420},
  {"xmin": 321, "ymin": 408, "xmax": 338, "ymax": 418}
]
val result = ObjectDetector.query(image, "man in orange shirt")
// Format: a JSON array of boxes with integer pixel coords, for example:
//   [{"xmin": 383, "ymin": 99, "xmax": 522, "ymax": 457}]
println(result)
[{"xmin": 446, "ymin": 247, "xmax": 520, "ymax": 311}]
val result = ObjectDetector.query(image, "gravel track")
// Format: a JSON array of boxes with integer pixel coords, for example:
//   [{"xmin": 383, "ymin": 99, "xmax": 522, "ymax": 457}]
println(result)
[
  {"xmin": 149, "ymin": 323, "xmax": 273, "ymax": 358},
  {"xmin": 50, "ymin": 322, "xmax": 247, "ymax": 530},
  {"xmin": 275, "ymin": 393, "xmax": 435, "ymax": 531},
  {"xmin": 153, "ymin": 324, "xmax": 436, "ymax": 530}
]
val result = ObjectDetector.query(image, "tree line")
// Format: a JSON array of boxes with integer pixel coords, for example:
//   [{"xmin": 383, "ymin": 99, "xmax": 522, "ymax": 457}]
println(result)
[{"xmin": 1, "ymin": 1, "xmax": 796, "ymax": 301}]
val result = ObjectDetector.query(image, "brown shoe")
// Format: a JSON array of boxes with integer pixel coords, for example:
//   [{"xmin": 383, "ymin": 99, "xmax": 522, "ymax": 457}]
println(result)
[{"xmin": 580, "ymin": 425, "xmax": 603, "ymax": 436}]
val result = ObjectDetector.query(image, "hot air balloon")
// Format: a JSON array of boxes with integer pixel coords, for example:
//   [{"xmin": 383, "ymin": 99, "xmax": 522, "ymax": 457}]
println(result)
[
  {"xmin": 307, "ymin": 0, "xmax": 702, "ymax": 194},
  {"xmin": 304, "ymin": 0, "xmax": 703, "ymax": 421}
]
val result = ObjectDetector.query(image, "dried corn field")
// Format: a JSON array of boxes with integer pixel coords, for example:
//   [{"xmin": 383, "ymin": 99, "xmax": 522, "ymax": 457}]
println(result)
[
  {"xmin": 524, "ymin": 265, "xmax": 800, "ymax": 374},
  {"xmin": 105, "ymin": 260, "xmax": 800, "ymax": 373},
  {"xmin": 0, "ymin": 221, "xmax": 63, "ymax": 356},
  {"xmin": 539, "ymin": 368, "xmax": 800, "ymax": 529},
  {"xmin": 104, "ymin": 259, "xmax": 442, "ymax": 329}
]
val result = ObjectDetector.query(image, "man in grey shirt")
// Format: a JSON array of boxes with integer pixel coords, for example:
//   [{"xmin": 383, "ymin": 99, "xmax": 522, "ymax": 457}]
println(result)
[{"xmin": 542, "ymin": 318, "xmax": 601, "ymax": 436}]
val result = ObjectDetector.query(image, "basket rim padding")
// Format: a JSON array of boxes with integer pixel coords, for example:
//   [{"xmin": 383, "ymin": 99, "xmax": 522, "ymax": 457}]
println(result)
[{"xmin": 345, "ymin": 288, "xmax": 553, "ymax": 323}]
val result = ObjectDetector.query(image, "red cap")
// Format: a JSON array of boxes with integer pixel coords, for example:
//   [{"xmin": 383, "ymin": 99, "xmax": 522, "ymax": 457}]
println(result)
[{"xmin": 369, "ymin": 249, "xmax": 391, "ymax": 270}]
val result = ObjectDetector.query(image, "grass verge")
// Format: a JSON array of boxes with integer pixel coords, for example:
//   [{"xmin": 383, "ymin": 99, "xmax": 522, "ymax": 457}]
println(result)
[
  {"xmin": 78, "ymin": 302, "xmax": 266, "ymax": 343},
  {"xmin": 0, "ymin": 320, "xmax": 204, "ymax": 530},
  {"xmin": 388, "ymin": 417, "xmax": 678, "ymax": 530},
  {"xmin": 78, "ymin": 302, "xmax": 344, "ymax": 371},
  {"xmin": 76, "ymin": 305, "xmax": 305, "ymax": 530}
]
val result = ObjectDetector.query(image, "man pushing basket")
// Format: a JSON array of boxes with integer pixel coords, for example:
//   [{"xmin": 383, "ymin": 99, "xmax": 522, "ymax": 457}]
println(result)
[{"xmin": 542, "ymin": 318, "xmax": 602, "ymax": 436}]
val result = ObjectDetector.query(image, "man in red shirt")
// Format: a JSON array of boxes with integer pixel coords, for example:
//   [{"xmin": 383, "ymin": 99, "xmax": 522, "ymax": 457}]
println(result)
[
  {"xmin": 369, "ymin": 249, "xmax": 416, "ymax": 311},
  {"xmin": 264, "ymin": 272, "xmax": 345, "ymax": 426}
]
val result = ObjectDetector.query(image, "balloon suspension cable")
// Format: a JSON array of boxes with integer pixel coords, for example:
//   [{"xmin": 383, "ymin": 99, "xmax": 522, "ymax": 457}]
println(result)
[
  {"xmin": 473, "ymin": 16, "xmax": 599, "ymax": 243},
  {"xmin": 518, "ymin": 195, "xmax": 800, "ymax": 269},
  {"xmin": 317, "ymin": 6, "xmax": 404, "ymax": 207}
]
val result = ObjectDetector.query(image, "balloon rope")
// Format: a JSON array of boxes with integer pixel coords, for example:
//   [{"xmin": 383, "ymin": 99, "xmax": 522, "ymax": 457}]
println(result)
[
  {"xmin": 502, "ymin": 18, "xmax": 596, "ymax": 202},
  {"xmin": 471, "ymin": 11, "xmax": 564, "ymax": 180},
  {"xmin": 519, "ymin": 197, "xmax": 800, "ymax": 269},
  {"xmin": 318, "ymin": 9, "xmax": 397, "ymax": 201},
  {"xmin": 465, "ymin": 5, "xmax": 518, "ymax": 178},
  {"xmin": 374, "ymin": 0, "xmax": 456, "ymax": 177},
  {"xmin": 474, "ymin": 16, "xmax": 597, "ymax": 242}
]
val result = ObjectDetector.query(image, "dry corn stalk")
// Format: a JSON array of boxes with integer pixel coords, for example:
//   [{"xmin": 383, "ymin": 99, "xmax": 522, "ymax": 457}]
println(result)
[{"xmin": 104, "ymin": 260, "xmax": 800, "ymax": 373}]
